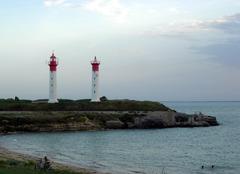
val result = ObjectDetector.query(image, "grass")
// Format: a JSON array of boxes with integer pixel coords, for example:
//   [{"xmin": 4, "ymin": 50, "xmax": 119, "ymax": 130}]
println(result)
[
  {"xmin": 0, "ymin": 111, "xmax": 138, "ymax": 132},
  {"xmin": 0, "ymin": 168, "xmax": 82, "ymax": 174},
  {"xmin": 0, "ymin": 98, "xmax": 170, "ymax": 111},
  {"xmin": 0, "ymin": 98, "xmax": 173, "ymax": 133},
  {"xmin": 0, "ymin": 160, "xmax": 85, "ymax": 174}
]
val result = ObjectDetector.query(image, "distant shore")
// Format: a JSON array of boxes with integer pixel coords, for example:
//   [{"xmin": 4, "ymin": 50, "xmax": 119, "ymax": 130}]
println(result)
[{"xmin": 0, "ymin": 145, "xmax": 102, "ymax": 174}]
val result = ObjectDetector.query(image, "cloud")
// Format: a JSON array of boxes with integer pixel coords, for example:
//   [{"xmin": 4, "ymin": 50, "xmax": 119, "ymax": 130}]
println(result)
[
  {"xmin": 142, "ymin": 13, "xmax": 240, "ymax": 37},
  {"xmin": 202, "ymin": 13, "xmax": 240, "ymax": 34},
  {"xmin": 141, "ymin": 20, "xmax": 207, "ymax": 37},
  {"xmin": 193, "ymin": 13, "xmax": 240, "ymax": 66},
  {"xmin": 44, "ymin": 0, "xmax": 67, "ymax": 7},
  {"xmin": 194, "ymin": 39, "xmax": 240, "ymax": 67},
  {"xmin": 179, "ymin": 13, "xmax": 240, "ymax": 35},
  {"xmin": 84, "ymin": 0, "xmax": 128, "ymax": 23},
  {"xmin": 145, "ymin": 13, "xmax": 240, "ymax": 67},
  {"xmin": 190, "ymin": 13, "xmax": 240, "ymax": 66},
  {"xmin": 43, "ymin": 0, "xmax": 128, "ymax": 23}
]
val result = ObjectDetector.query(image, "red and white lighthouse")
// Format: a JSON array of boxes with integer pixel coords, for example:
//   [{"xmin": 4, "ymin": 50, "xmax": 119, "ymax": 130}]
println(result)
[
  {"xmin": 91, "ymin": 57, "xmax": 100, "ymax": 102},
  {"xmin": 48, "ymin": 53, "xmax": 58, "ymax": 103}
]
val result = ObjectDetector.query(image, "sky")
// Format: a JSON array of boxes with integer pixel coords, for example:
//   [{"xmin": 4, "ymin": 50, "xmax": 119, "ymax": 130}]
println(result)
[{"xmin": 0, "ymin": 0, "xmax": 240, "ymax": 101}]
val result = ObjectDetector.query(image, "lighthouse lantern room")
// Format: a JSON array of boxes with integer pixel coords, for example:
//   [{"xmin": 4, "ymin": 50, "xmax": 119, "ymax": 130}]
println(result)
[
  {"xmin": 91, "ymin": 57, "xmax": 100, "ymax": 102},
  {"xmin": 48, "ymin": 53, "xmax": 58, "ymax": 103}
]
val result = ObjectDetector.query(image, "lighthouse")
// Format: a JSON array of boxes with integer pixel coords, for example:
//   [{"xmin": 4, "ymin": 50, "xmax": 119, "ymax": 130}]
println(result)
[
  {"xmin": 48, "ymin": 53, "xmax": 58, "ymax": 103},
  {"xmin": 91, "ymin": 57, "xmax": 100, "ymax": 102}
]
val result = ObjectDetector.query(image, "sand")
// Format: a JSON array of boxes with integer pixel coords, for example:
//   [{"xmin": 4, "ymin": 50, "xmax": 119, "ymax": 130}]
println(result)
[{"xmin": 0, "ymin": 145, "xmax": 104, "ymax": 174}]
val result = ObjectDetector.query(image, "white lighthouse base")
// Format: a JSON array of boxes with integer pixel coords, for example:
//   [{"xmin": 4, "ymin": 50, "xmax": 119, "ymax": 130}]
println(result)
[
  {"xmin": 91, "ymin": 99, "xmax": 100, "ymax": 102},
  {"xmin": 91, "ymin": 70, "xmax": 100, "ymax": 102},
  {"xmin": 49, "ymin": 71, "xmax": 58, "ymax": 104},
  {"xmin": 48, "ymin": 99, "xmax": 59, "ymax": 103}
]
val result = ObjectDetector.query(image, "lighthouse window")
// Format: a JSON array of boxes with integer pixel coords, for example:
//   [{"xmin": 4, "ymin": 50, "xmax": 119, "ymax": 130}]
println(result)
[
  {"xmin": 94, "ymin": 84, "xmax": 96, "ymax": 87},
  {"xmin": 94, "ymin": 90, "xmax": 96, "ymax": 94}
]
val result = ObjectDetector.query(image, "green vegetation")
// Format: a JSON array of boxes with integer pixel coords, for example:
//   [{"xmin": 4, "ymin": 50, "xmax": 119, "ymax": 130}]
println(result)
[
  {"xmin": 0, "ymin": 111, "xmax": 142, "ymax": 132},
  {"xmin": 0, "ymin": 98, "xmax": 170, "ymax": 111},
  {"xmin": 0, "ymin": 159, "xmax": 84, "ymax": 174},
  {"xmin": 0, "ymin": 98, "xmax": 173, "ymax": 133}
]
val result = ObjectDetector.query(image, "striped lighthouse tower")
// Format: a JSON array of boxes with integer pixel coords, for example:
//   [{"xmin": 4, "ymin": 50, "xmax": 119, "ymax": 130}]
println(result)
[
  {"xmin": 48, "ymin": 53, "xmax": 58, "ymax": 103},
  {"xmin": 91, "ymin": 57, "xmax": 100, "ymax": 102}
]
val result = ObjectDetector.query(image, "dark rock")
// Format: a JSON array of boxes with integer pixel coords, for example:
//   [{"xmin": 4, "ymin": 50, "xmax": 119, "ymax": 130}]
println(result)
[
  {"xmin": 105, "ymin": 120, "xmax": 124, "ymax": 129},
  {"xmin": 132, "ymin": 112, "xmax": 219, "ymax": 129},
  {"xmin": 201, "ymin": 116, "xmax": 219, "ymax": 126},
  {"xmin": 134, "ymin": 116, "xmax": 165, "ymax": 129},
  {"xmin": 175, "ymin": 113, "xmax": 189, "ymax": 122},
  {"xmin": 0, "ymin": 111, "xmax": 219, "ymax": 133},
  {"xmin": 126, "ymin": 122, "xmax": 135, "ymax": 129}
]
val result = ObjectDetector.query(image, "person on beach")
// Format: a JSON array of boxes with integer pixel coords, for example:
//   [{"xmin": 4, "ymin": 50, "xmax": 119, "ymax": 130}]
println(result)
[
  {"xmin": 43, "ymin": 156, "xmax": 52, "ymax": 170},
  {"xmin": 35, "ymin": 156, "xmax": 53, "ymax": 171}
]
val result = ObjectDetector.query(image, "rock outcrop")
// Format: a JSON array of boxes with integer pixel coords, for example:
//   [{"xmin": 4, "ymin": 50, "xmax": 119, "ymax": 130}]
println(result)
[
  {"xmin": 106, "ymin": 120, "xmax": 125, "ymax": 129},
  {"xmin": 0, "ymin": 111, "xmax": 219, "ymax": 133},
  {"xmin": 108, "ymin": 111, "xmax": 219, "ymax": 129}
]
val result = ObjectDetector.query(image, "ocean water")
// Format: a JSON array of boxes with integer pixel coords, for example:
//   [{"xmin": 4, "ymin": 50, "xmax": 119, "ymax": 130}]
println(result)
[{"xmin": 0, "ymin": 101, "xmax": 240, "ymax": 174}]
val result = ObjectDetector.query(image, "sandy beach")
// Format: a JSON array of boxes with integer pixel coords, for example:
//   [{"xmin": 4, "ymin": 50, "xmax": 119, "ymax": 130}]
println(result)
[{"xmin": 0, "ymin": 145, "xmax": 103, "ymax": 174}]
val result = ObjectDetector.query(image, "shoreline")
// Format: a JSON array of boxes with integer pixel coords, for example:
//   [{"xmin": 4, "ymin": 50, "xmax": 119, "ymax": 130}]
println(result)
[{"xmin": 0, "ymin": 145, "xmax": 103, "ymax": 174}]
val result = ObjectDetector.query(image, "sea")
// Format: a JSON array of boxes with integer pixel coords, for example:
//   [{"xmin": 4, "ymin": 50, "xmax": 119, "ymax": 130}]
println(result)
[{"xmin": 0, "ymin": 101, "xmax": 239, "ymax": 174}]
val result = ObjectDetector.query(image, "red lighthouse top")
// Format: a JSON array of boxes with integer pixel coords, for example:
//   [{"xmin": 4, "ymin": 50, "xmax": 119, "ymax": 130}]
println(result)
[
  {"xmin": 91, "ymin": 56, "xmax": 100, "ymax": 72},
  {"xmin": 49, "ymin": 53, "xmax": 58, "ymax": 72}
]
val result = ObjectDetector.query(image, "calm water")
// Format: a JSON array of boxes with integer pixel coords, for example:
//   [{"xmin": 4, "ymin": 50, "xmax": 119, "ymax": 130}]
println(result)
[{"xmin": 0, "ymin": 102, "xmax": 240, "ymax": 174}]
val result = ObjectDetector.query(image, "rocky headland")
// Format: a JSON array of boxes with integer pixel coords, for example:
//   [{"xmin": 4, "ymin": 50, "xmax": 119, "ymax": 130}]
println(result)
[
  {"xmin": 0, "ymin": 99, "xmax": 218, "ymax": 133},
  {"xmin": 0, "ymin": 111, "xmax": 218, "ymax": 133}
]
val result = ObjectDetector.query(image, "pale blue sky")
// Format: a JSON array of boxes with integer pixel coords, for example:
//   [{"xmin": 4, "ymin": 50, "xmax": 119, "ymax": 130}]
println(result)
[{"xmin": 0, "ymin": 0, "xmax": 240, "ymax": 101}]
